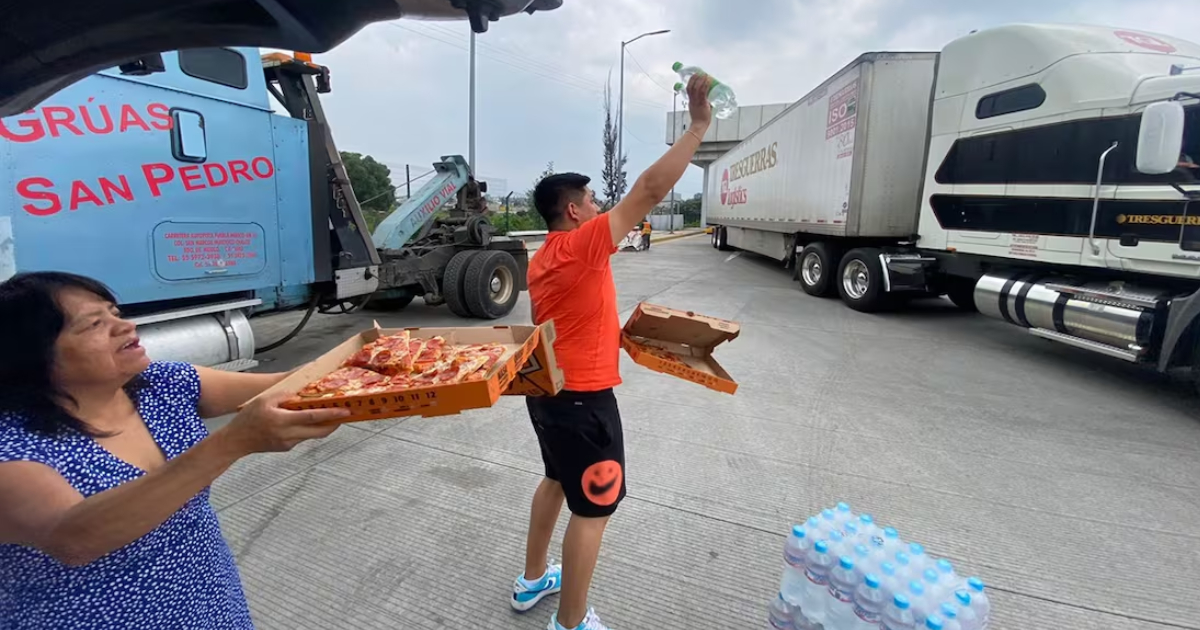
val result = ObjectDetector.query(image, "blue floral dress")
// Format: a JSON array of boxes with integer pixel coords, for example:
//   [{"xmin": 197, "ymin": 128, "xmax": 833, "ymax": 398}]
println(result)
[{"xmin": 0, "ymin": 361, "xmax": 253, "ymax": 629}]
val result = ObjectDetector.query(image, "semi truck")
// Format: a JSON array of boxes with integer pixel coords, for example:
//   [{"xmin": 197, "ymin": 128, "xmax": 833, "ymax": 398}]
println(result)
[
  {"xmin": 0, "ymin": 3, "xmax": 563, "ymax": 371},
  {"xmin": 701, "ymin": 23, "xmax": 1200, "ymax": 381}
]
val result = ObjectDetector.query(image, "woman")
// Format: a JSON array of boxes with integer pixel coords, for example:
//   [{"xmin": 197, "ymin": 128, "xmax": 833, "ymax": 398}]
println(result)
[{"xmin": 0, "ymin": 271, "xmax": 350, "ymax": 629}]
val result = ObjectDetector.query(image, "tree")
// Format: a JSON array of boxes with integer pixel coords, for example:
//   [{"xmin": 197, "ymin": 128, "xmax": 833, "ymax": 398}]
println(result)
[
  {"xmin": 600, "ymin": 73, "xmax": 627, "ymax": 209},
  {"xmin": 515, "ymin": 161, "xmax": 555, "ymax": 232},
  {"xmin": 341, "ymin": 151, "xmax": 396, "ymax": 231}
]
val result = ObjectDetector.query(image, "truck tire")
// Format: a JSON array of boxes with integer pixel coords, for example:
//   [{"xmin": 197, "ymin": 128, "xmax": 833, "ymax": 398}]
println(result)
[
  {"xmin": 716, "ymin": 226, "xmax": 733, "ymax": 251},
  {"xmin": 441, "ymin": 250, "xmax": 476, "ymax": 318},
  {"xmin": 463, "ymin": 250, "xmax": 520, "ymax": 319},
  {"xmin": 796, "ymin": 242, "xmax": 838, "ymax": 297},
  {"xmin": 710, "ymin": 228, "xmax": 718, "ymax": 248},
  {"xmin": 837, "ymin": 248, "xmax": 891, "ymax": 313},
  {"xmin": 945, "ymin": 278, "xmax": 978, "ymax": 312}
]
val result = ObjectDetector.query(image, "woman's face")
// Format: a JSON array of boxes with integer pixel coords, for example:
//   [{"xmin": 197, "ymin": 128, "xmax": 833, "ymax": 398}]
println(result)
[{"xmin": 52, "ymin": 288, "xmax": 150, "ymax": 388}]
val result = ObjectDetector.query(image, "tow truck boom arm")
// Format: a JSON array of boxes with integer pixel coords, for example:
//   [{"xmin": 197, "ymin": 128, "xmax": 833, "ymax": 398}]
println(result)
[{"xmin": 372, "ymin": 155, "xmax": 473, "ymax": 250}]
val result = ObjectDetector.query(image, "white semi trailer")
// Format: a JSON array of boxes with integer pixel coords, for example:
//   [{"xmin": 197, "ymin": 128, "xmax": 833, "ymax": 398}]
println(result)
[{"xmin": 703, "ymin": 23, "xmax": 1200, "ymax": 378}]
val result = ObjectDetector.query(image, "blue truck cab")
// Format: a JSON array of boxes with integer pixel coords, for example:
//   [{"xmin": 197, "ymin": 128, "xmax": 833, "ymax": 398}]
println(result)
[{"xmin": 1, "ymin": 48, "xmax": 528, "ymax": 370}]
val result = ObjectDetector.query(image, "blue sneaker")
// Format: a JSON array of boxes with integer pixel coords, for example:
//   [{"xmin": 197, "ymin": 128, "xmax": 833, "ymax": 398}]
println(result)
[
  {"xmin": 548, "ymin": 607, "xmax": 611, "ymax": 630},
  {"xmin": 511, "ymin": 562, "xmax": 562, "ymax": 612}
]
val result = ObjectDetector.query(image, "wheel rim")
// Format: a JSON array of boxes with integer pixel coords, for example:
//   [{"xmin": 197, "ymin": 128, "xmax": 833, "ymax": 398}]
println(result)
[
  {"xmin": 801, "ymin": 252, "xmax": 823, "ymax": 287},
  {"xmin": 490, "ymin": 266, "xmax": 514, "ymax": 304},
  {"xmin": 842, "ymin": 259, "xmax": 870, "ymax": 299}
]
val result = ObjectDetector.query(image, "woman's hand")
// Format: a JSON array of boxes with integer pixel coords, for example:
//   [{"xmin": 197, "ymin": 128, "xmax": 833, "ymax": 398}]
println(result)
[{"xmin": 216, "ymin": 391, "xmax": 350, "ymax": 456}]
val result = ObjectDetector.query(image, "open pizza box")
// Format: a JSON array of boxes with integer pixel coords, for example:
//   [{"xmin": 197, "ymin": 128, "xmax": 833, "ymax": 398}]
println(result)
[
  {"xmin": 251, "ymin": 321, "xmax": 563, "ymax": 423},
  {"xmin": 620, "ymin": 302, "xmax": 740, "ymax": 395}
]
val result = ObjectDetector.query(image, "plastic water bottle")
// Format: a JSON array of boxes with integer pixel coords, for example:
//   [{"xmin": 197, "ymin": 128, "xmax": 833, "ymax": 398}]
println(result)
[
  {"xmin": 880, "ymin": 527, "xmax": 903, "ymax": 556},
  {"xmin": 934, "ymin": 559, "xmax": 961, "ymax": 598},
  {"xmin": 965, "ymin": 578, "xmax": 991, "ymax": 625},
  {"xmin": 828, "ymin": 530, "xmax": 850, "ymax": 558},
  {"xmin": 769, "ymin": 592, "xmax": 795, "ymax": 629},
  {"xmin": 826, "ymin": 556, "xmax": 859, "ymax": 628},
  {"xmin": 924, "ymin": 614, "xmax": 945, "ymax": 630},
  {"xmin": 780, "ymin": 526, "xmax": 811, "ymax": 606},
  {"xmin": 819, "ymin": 508, "xmax": 839, "ymax": 535},
  {"xmin": 834, "ymin": 502, "xmax": 856, "ymax": 528},
  {"xmin": 852, "ymin": 574, "xmax": 887, "ymax": 629},
  {"xmin": 843, "ymin": 520, "xmax": 861, "ymax": 544},
  {"xmin": 881, "ymin": 594, "xmax": 916, "ymax": 630},
  {"xmin": 952, "ymin": 591, "xmax": 982, "ymax": 630},
  {"xmin": 894, "ymin": 552, "xmax": 916, "ymax": 584},
  {"xmin": 939, "ymin": 603, "xmax": 964, "ymax": 630},
  {"xmin": 920, "ymin": 568, "xmax": 942, "ymax": 597},
  {"xmin": 858, "ymin": 514, "xmax": 883, "ymax": 547},
  {"xmin": 878, "ymin": 562, "xmax": 902, "ymax": 603},
  {"xmin": 851, "ymin": 544, "xmax": 875, "ymax": 580},
  {"xmin": 801, "ymin": 540, "xmax": 835, "ymax": 621},
  {"xmin": 671, "ymin": 62, "xmax": 738, "ymax": 119},
  {"xmin": 906, "ymin": 581, "xmax": 932, "ymax": 626},
  {"xmin": 907, "ymin": 543, "xmax": 931, "ymax": 573}
]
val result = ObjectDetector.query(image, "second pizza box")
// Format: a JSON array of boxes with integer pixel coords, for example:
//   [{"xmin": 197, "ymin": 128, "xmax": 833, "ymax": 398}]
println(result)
[
  {"xmin": 252, "ymin": 322, "xmax": 563, "ymax": 423},
  {"xmin": 621, "ymin": 302, "xmax": 740, "ymax": 394}
]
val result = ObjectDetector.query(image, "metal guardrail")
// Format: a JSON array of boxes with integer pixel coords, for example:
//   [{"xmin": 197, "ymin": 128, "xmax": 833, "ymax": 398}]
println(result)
[{"xmin": 506, "ymin": 230, "xmax": 550, "ymax": 243}]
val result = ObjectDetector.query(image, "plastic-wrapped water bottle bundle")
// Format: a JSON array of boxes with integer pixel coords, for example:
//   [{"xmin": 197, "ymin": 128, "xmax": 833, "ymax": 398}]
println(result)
[{"xmin": 768, "ymin": 503, "xmax": 991, "ymax": 630}]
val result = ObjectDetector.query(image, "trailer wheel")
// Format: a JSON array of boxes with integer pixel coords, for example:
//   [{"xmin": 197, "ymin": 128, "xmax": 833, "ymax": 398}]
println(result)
[
  {"xmin": 837, "ymin": 248, "xmax": 891, "ymax": 313},
  {"xmin": 441, "ymin": 250, "xmax": 476, "ymax": 318},
  {"xmin": 716, "ymin": 226, "xmax": 733, "ymax": 251},
  {"xmin": 797, "ymin": 242, "xmax": 838, "ymax": 297},
  {"xmin": 710, "ymin": 228, "xmax": 718, "ymax": 248},
  {"xmin": 463, "ymin": 250, "xmax": 520, "ymax": 319}
]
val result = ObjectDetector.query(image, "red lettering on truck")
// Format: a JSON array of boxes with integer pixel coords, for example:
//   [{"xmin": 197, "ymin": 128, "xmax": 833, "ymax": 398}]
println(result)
[
  {"xmin": 17, "ymin": 156, "xmax": 276, "ymax": 217},
  {"xmin": 143, "ymin": 163, "xmax": 175, "ymax": 197},
  {"xmin": 17, "ymin": 178, "xmax": 61, "ymax": 216},
  {"xmin": 0, "ymin": 101, "xmax": 171, "ymax": 143}
]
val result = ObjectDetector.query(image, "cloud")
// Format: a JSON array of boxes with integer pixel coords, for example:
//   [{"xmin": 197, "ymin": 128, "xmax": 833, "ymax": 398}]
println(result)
[{"xmin": 314, "ymin": 0, "xmax": 1200, "ymax": 200}]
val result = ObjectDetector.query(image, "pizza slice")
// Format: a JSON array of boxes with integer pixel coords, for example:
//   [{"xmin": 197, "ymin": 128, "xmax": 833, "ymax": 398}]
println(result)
[
  {"xmin": 454, "ymin": 343, "xmax": 506, "ymax": 381},
  {"xmin": 296, "ymin": 367, "xmax": 390, "ymax": 399},
  {"xmin": 343, "ymin": 330, "xmax": 411, "ymax": 374},
  {"xmin": 410, "ymin": 336, "xmax": 448, "ymax": 373}
]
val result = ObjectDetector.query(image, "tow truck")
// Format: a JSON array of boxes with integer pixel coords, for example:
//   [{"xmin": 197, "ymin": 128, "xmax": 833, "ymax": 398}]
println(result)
[{"xmin": 1, "ymin": 1, "xmax": 563, "ymax": 370}]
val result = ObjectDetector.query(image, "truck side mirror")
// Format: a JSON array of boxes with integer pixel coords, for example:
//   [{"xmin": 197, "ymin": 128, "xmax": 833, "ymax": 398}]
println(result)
[
  {"xmin": 1137, "ymin": 101, "xmax": 1186, "ymax": 174},
  {"xmin": 118, "ymin": 54, "xmax": 165, "ymax": 77}
]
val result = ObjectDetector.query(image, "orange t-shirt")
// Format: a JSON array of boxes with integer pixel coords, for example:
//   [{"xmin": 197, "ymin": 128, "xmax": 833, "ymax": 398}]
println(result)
[{"xmin": 527, "ymin": 213, "xmax": 621, "ymax": 392}]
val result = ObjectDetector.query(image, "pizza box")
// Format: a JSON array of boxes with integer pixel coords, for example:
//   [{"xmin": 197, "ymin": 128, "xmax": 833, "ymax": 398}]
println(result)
[
  {"xmin": 253, "ymin": 321, "xmax": 562, "ymax": 423},
  {"xmin": 502, "ymin": 320, "xmax": 565, "ymax": 397},
  {"xmin": 620, "ymin": 302, "xmax": 740, "ymax": 395}
]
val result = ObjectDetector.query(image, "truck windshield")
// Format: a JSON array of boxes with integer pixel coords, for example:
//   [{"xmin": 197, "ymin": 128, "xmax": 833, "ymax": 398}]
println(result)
[{"xmin": 1179, "ymin": 104, "xmax": 1200, "ymax": 180}]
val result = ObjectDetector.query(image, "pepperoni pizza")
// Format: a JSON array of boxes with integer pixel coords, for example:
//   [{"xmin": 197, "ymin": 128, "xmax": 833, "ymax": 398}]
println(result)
[{"xmin": 294, "ymin": 333, "xmax": 509, "ymax": 401}]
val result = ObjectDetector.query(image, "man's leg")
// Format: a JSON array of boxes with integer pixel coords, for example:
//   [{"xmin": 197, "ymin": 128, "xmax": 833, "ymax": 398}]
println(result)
[
  {"xmin": 541, "ymin": 389, "xmax": 625, "ymax": 630},
  {"xmin": 557, "ymin": 514, "xmax": 610, "ymax": 628},
  {"xmin": 512, "ymin": 398, "xmax": 566, "ymax": 613},
  {"xmin": 524, "ymin": 477, "xmax": 564, "ymax": 580}
]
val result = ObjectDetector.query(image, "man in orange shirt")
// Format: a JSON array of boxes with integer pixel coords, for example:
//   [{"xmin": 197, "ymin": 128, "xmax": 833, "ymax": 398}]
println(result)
[{"xmin": 509, "ymin": 74, "xmax": 713, "ymax": 630}]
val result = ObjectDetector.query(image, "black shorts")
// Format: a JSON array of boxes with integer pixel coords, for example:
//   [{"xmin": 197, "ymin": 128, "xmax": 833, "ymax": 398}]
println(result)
[{"xmin": 526, "ymin": 389, "xmax": 626, "ymax": 518}]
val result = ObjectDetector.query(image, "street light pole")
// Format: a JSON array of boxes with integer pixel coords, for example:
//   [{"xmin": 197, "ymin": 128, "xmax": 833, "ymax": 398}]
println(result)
[
  {"xmin": 616, "ymin": 29, "xmax": 670, "ymax": 201},
  {"xmin": 469, "ymin": 29, "xmax": 477, "ymax": 174}
]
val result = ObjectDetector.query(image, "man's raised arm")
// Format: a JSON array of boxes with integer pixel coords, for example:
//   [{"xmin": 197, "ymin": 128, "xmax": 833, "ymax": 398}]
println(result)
[{"xmin": 607, "ymin": 73, "xmax": 715, "ymax": 246}]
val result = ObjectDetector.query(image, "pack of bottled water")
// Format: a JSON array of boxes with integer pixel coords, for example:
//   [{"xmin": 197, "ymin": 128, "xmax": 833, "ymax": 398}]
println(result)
[{"xmin": 768, "ymin": 503, "xmax": 992, "ymax": 630}]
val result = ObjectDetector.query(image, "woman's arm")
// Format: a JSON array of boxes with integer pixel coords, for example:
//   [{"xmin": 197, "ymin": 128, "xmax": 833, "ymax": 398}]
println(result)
[
  {"xmin": 194, "ymin": 365, "xmax": 293, "ymax": 419},
  {"xmin": 0, "ymin": 394, "xmax": 347, "ymax": 566},
  {"xmin": 0, "ymin": 429, "xmax": 243, "ymax": 566}
]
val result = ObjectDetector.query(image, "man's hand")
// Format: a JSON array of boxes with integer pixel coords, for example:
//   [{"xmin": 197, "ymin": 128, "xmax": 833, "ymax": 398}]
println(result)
[
  {"xmin": 685, "ymin": 71, "xmax": 714, "ymax": 132},
  {"xmin": 606, "ymin": 71, "xmax": 718, "ymax": 246}
]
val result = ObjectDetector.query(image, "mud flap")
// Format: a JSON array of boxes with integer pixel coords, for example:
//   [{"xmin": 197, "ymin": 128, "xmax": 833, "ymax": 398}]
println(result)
[{"xmin": 881, "ymin": 253, "xmax": 937, "ymax": 293}]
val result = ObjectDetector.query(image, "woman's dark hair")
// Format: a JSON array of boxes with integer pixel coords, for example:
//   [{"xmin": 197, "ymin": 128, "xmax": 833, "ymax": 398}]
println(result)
[{"xmin": 0, "ymin": 271, "xmax": 135, "ymax": 437}]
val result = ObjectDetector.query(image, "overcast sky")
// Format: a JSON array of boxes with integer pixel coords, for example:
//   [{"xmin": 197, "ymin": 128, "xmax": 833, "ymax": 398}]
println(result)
[{"xmin": 314, "ymin": 0, "xmax": 1199, "ymax": 199}]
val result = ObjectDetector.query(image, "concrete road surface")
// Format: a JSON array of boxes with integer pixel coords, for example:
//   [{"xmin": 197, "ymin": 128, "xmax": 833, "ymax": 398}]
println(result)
[{"xmin": 213, "ymin": 234, "xmax": 1200, "ymax": 630}]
